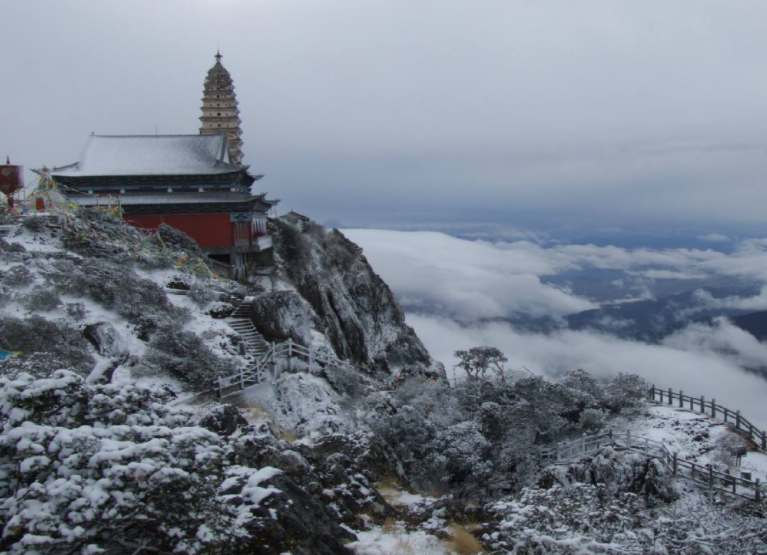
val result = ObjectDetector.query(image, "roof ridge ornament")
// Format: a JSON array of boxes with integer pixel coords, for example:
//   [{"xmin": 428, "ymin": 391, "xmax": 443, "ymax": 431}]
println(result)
[{"xmin": 215, "ymin": 50, "xmax": 222, "ymax": 63}]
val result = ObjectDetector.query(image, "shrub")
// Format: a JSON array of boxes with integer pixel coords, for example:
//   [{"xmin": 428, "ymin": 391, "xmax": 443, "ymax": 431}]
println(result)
[
  {"xmin": 1, "ymin": 265, "xmax": 34, "ymax": 288},
  {"xmin": 145, "ymin": 327, "xmax": 236, "ymax": 389},
  {"xmin": 189, "ymin": 279, "xmax": 218, "ymax": 307},
  {"xmin": 603, "ymin": 373, "xmax": 649, "ymax": 414},
  {"xmin": 22, "ymin": 285, "xmax": 62, "ymax": 312},
  {"xmin": 0, "ymin": 371, "xmax": 279, "ymax": 554},
  {"xmin": 65, "ymin": 301, "xmax": 88, "ymax": 321},
  {"xmin": 0, "ymin": 315, "xmax": 93, "ymax": 373}
]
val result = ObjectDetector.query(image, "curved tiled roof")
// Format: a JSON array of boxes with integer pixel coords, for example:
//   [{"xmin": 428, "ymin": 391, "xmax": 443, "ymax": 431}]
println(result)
[{"xmin": 52, "ymin": 134, "xmax": 243, "ymax": 177}]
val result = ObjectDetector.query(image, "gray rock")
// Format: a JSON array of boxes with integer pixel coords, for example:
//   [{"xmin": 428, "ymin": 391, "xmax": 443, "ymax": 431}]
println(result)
[
  {"xmin": 83, "ymin": 322, "xmax": 128, "ymax": 358},
  {"xmin": 270, "ymin": 220, "xmax": 444, "ymax": 377},
  {"xmin": 249, "ymin": 290, "xmax": 315, "ymax": 345}
]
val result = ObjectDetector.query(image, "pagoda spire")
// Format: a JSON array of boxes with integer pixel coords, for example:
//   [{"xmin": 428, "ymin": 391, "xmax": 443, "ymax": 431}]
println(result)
[{"xmin": 199, "ymin": 51, "xmax": 244, "ymax": 166}]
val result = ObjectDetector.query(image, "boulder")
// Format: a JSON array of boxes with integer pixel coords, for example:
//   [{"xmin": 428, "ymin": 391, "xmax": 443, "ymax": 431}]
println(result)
[{"xmin": 83, "ymin": 322, "xmax": 128, "ymax": 358}]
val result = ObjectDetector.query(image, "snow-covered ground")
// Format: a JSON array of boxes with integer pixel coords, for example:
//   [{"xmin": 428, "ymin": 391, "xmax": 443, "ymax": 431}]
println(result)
[{"xmin": 636, "ymin": 404, "xmax": 767, "ymax": 483}]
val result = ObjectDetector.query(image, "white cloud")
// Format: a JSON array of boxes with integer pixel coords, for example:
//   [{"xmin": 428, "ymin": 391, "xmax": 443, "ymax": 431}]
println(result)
[
  {"xmin": 348, "ymin": 228, "xmax": 767, "ymax": 428},
  {"xmin": 698, "ymin": 233, "xmax": 731, "ymax": 243},
  {"xmin": 345, "ymin": 229, "xmax": 596, "ymax": 320}
]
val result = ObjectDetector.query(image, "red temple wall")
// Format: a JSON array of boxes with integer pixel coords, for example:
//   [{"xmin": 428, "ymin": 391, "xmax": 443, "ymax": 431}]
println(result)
[{"xmin": 125, "ymin": 214, "xmax": 233, "ymax": 248}]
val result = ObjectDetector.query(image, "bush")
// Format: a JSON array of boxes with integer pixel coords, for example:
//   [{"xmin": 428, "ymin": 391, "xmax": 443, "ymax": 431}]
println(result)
[
  {"xmin": 603, "ymin": 373, "xmax": 649, "ymax": 414},
  {"xmin": 0, "ymin": 315, "xmax": 94, "ymax": 373},
  {"xmin": 22, "ymin": 285, "xmax": 62, "ymax": 312},
  {"xmin": 65, "ymin": 301, "xmax": 88, "ymax": 321},
  {"xmin": 189, "ymin": 279, "xmax": 218, "ymax": 307},
  {"xmin": 0, "ymin": 371, "xmax": 279, "ymax": 554},
  {"xmin": 145, "ymin": 327, "xmax": 236, "ymax": 389},
  {"xmin": 1, "ymin": 265, "xmax": 34, "ymax": 288}
]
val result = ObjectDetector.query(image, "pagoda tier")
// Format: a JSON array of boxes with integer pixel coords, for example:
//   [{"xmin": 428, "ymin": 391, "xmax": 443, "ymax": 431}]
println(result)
[{"xmin": 200, "ymin": 52, "xmax": 244, "ymax": 166}]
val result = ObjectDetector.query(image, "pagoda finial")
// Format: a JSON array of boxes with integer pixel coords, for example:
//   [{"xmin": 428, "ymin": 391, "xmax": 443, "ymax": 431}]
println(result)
[{"xmin": 215, "ymin": 50, "xmax": 222, "ymax": 63}]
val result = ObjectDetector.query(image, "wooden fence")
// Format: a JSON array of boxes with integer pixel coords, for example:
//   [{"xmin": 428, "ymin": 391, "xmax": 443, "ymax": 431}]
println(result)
[
  {"xmin": 542, "ymin": 429, "xmax": 763, "ymax": 502},
  {"xmin": 215, "ymin": 338, "xmax": 361, "ymax": 398},
  {"xmin": 648, "ymin": 385, "xmax": 767, "ymax": 451}
]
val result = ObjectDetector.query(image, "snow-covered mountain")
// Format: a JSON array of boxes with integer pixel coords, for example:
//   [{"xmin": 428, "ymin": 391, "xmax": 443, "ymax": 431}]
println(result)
[{"xmin": 1, "ymin": 211, "xmax": 765, "ymax": 554}]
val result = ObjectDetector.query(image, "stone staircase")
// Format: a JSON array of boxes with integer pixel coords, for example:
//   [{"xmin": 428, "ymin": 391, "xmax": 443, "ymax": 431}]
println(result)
[
  {"xmin": 227, "ymin": 299, "xmax": 269, "ymax": 359},
  {"xmin": 0, "ymin": 225, "xmax": 15, "ymax": 238}
]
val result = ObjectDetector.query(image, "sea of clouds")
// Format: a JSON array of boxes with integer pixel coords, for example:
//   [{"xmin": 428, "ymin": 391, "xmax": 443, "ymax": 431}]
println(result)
[{"xmin": 345, "ymin": 229, "xmax": 767, "ymax": 428}]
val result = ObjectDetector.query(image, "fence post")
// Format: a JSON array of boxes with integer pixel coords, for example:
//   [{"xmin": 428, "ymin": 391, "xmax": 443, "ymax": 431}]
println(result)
[
  {"xmin": 308, "ymin": 347, "xmax": 314, "ymax": 370},
  {"xmin": 711, "ymin": 398, "xmax": 716, "ymax": 418},
  {"xmin": 649, "ymin": 385, "xmax": 655, "ymax": 400},
  {"xmin": 239, "ymin": 365, "xmax": 244, "ymax": 390},
  {"xmin": 287, "ymin": 339, "xmax": 293, "ymax": 372},
  {"xmin": 672, "ymin": 452, "xmax": 678, "ymax": 475},
  {"xmin": 709, "ymin": 465, "xmax": 714, "ymax": 489},
  {"xmin": 627, "ymin": 429, "xmax": 632, "ymax": 448},
  {"xmin": 679, "ymin": 390, "xmax": 684, "ymax": 408},
  {"xmin": 668, "ymin": 387, "xmax": 673, "ymax": 405},
  {"xmin": 582, "ymin": 433, "xmax": 587, "ymax": 454},
  {"xmin": 700, "ymin": 395, "xmax": 705, "ymax": 413},
  {"xmin": 691, "ymin": 462, "xmax": 696, "ymax": 481},
  {"xmin": 689, "ymin": 396, "xmax": 693, "ymax": 411},
  {"xmin": 269, "ymin": 342, "xmax": 276, "ymax": 382},
  {"xmin": 736, "ymin": 410, "xmax": 742, "ymax": 431},
  {"xmin": 659, "ymin": 389, "xmax": 664, "ymax": 404},
  {"xmin": 557, "ymin": 442, "xmax": 561, "ymax": 461},
  {"xmin": 724, "ymin": 409, "xmax": 728, "ymax": 423},
  {"xmin": 608, "ymin": 428, "xmax": 613, "ymax": 442},
  {"xmin": 762, "ymin": 431, "xmax": 766, "ymax": 451},
  {"xmin": 756, "ymin": 478, "xmax": 761, "ymax": 502},
  {"xmin": 217, "ymin": 377, "xmax": 222, "ymax": 399}
]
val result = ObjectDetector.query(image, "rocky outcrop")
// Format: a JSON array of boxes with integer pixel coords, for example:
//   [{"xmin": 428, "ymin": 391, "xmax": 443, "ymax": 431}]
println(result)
[
  {"xmin": 257, "ymin": 219, "xmax": 443, "ymax": 377},
  {"xmin": 249, "ymin": 290, "xmax": 316, "ymax": 346},
  {"xmin": 83, "ymin": 322, "xmax": 128, "ymax": 358}
]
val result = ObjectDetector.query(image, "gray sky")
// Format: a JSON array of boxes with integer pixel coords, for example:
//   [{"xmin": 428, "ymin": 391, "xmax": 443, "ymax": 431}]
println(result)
[{"xmin": 4, "ymin": 0, "xmax": 767, "ymax": 233}]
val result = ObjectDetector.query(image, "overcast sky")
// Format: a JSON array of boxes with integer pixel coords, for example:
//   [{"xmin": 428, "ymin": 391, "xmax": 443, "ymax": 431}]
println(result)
[{"xmin": 3, "ymin": 1, "xmax": 767, "ymax": 234}]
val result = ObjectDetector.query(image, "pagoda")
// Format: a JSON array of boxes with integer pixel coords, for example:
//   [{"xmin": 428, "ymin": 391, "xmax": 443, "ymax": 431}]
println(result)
[{"xmin": 200, "ymin": 51, "xmax": 244, "ymax": 166}]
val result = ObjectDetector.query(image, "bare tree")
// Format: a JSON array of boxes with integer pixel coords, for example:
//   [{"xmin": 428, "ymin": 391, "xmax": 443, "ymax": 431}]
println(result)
[{"xmin": 454, "ymin": 346, "xmax": 508, "ymax": 381}]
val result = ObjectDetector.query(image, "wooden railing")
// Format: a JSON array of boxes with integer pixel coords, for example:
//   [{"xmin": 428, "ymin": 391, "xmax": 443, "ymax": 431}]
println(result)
[
  {"xmin": 542, "ymin": 429, "xmax": 763, "ymax": 502},
  {"xmin": 648, "ymin": 385, "xmax": 767, "ymax": 451},
  {"xmin": 215, "ymin": 338, "xmax": 361, "ymax": 398}
]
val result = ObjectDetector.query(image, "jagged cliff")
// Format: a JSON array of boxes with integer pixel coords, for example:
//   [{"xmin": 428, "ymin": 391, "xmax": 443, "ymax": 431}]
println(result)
[{"xmin": 249, "ymin": 219, "xmax": 443, "ymax": 377}]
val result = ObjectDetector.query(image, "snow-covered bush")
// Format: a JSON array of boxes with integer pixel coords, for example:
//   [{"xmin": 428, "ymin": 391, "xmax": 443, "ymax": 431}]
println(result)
[
  {"xmin": 22, "ymin": 285, "xmax": 62, "ymax": 312},
  {"xmin": 487, "ymin": 479, "xmax": 767, "ymax": 554},
  {"xmin": 2, "ymin": 265, "xmax": 35, "ymax": 288},
  {"xmin": 371, "ymin": 367, "xmax": 650, "ymax": 501},
  {"xmin": 487, "ymin": 484, "xmax": 650, "ymax": 554},
  {"xmin": 65, "ymin": 302, "xmax": 88, "ymax": 321},
  {"xmin": 579, "ymin": 407, "xmax": 609, "ymax": 432},
  {"xmin": 20, "ymin": 215, "xmax": 46, "ymax": 232},
  {"xmin": 145, "ymin": 327, "xmax": 236, "ymax": 388},
  {"xmin": 0, "ymin": 315, "xmax": 94, "ymax": 373},
  {"xmin": 188, "ymin": 279, "xmax": 217, "ymax": 307},
  {"xmin": 0, "ymin": 371, "xmax": 280, "ymax": 554},
  {"xmin": 603, "ymin": 373, "xmax": 649, "ymax": 414}
]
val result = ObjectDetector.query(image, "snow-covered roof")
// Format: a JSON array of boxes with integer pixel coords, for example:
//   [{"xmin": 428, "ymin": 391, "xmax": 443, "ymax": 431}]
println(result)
[
  {"xmin": 70, "ymin": 192, "xmax": 268, "ymax": 206},
  {"xmin": 52, "ymin": 134, "xmax": 243, "ymax": 177}
]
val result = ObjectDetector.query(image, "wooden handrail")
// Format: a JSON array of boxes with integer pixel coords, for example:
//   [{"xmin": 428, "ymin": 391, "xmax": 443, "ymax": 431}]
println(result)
[
  {"xmin": 648, "ymin": 385, "xmax": 767, "ymax": 451},
  {"xmin": 215, "ymin": 338, "xmax": 366, "ymax": 398},
  {"xmin": 543, "ymin": 428, "xmax": 762, "ymax": 501}
]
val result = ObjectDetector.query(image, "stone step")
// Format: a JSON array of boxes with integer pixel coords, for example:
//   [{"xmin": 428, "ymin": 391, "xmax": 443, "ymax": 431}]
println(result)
[{"xmin": 230, "ymin": 322, "xmax": 256, "ymax": 330}]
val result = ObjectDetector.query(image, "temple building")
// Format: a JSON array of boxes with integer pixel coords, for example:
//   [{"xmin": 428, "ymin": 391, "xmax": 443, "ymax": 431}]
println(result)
[
  {"xmin": 200, "ymin": 51, "xmax": 244, "ymax": 166},
  {"xmin": 49, "ymin": 52, "xmax": 278, "ymax": 278}
]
